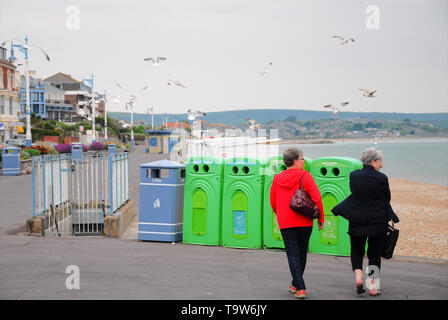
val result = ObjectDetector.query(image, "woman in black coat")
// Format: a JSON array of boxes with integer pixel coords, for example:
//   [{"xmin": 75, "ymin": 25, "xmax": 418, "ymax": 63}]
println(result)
[{"xmin": 332, "ymin": 147, "xmax": 399, "ymax": 296}]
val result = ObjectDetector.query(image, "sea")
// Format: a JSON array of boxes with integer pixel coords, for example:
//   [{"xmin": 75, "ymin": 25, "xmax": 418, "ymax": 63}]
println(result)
[{"xmin": 279, "ymin": 138, "xmax": 448, "ymax": 186}]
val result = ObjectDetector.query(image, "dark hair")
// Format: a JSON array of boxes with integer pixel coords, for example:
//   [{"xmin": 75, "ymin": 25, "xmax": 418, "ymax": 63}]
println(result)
[{"xmin": 283, "ymin": 148, "xmax": 303, "ymax": 168}]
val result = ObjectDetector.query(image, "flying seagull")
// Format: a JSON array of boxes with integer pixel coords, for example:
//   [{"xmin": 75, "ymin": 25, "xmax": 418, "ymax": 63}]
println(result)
[
  {"xmin": 332, "ymin": 35, "xmax": 355, "ymax": 45},
  {"xmin": 1, "ymin": 38, "xmax": 51, "ymax": 62},
  {"xmin": 167, "ymin": 79, "xmax": 187, "ymax": 88},
  {"xmin": 144, "ymin": 57, "xmax": 167, "ymax": 66},
  {"xmin": 187, "ymin": 109, "xmax": 206, "ymax": 121},
  {"xmin": 359, "ymin": 89, "xmax": 377, "ymax": 98},
  {"xmin": 323, "ymin": 102, "xmax": 350, "ymax": 115},
  {"xmin": 247, "ymin": 118, "xmax": 262, "ymax": 130},
  {"xmin": 260, "ymin": 62, "xmax": 272, "ymax": 77}
]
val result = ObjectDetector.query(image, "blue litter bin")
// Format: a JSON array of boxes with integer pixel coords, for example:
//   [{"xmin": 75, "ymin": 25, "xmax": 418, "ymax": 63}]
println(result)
[
  {"xmin": 138, "ymin": 159, "xmax": 186, "ymax": 242},
  {"xmin": 2, "ymin": 147, "xmax": 20, "ymax": 176},
  {"xmin": 71, "ymin": 144, "xmax": 83, "ymax": 163},
  {"xmin": 108, "ymin": 144, "xmax": 117, "ymax": 155}
]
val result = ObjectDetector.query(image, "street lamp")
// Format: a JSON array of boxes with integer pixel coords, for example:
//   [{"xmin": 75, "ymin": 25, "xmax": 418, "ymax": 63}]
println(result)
[
  {"xmin": 149, "ymin": 106, "xmax": 154, "ymax": 129},
  {"xmin": 115, "ymin": 83, "xmax": 148, "ymax": 150},
  {"xmin": 94, "ymin": 90, "xmax": 109, "ymax": 142},
  {"xmin": 82, "ymin": 74, "xmax": 95, "ymax": 143},
  {"xmin": 2, "ymin": 36, "xmax": 50, "ymax": 147}
]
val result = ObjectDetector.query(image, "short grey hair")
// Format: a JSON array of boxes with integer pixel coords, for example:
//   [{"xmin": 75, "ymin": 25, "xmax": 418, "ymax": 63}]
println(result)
[
  {"xmin": 283, "ymin": 148, "xmax": 303, "ymax": 168},
  {"xmin": 360, "ymin": 147, "xmax": 383, "ymax": 166}
]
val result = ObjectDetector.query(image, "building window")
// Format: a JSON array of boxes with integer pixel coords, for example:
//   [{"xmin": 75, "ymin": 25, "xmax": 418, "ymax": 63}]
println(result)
[
  {"xmin": 0, "ymin": 67, "xmax": 3, "ymax": 89},
  {"xmin": 0, "ymin": 96, "xmax": 5, "ymax": 114},
  {"xmin": 6, "ymin": 70, "xmax": 11, "ymax": 89},
  {"xmin": 9, "ymin": 97, "xmax": 13, "ymax": 115}
]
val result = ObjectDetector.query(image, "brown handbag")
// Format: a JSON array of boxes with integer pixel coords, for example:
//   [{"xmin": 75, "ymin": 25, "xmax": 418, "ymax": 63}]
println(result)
[{"xmin": 289, "ymin": 175, "xmax": 320, "ymax": 219}]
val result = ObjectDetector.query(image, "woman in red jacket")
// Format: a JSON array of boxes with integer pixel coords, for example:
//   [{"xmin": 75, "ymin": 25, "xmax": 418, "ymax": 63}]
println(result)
[{"xmin": 270, "ymin": 148, "xmax": 324, "ymax": 299}]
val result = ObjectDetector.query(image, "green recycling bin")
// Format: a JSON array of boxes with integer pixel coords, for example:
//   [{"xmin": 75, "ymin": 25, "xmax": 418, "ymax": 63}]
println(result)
[
  {"xmin": 263, "ymin": 156, "xmax": 311, "ymax": 250},
  {"xmin": 222, "ymin": 157, "xmax": 264, "ymax": 249},
  {"xmin": 308, "ymin": 157, "xmax": 362, "ymax": 256},
  {"xmin": 183, "ymin": 157, "xmax": 224, "ymax": 246}
]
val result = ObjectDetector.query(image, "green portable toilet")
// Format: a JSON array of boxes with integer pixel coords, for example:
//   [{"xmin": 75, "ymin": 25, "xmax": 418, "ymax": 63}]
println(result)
[
  {"xmin": 308, "ymin": 157, "xmax": 362, "ymax": 256},
  {"xmin": 222, "ymin": 157, "xmax": 264, "ymax": 249},
  {"xmin": 183, "ymin": 157, "xmax": 224, "ymax": 246},
  {"xmin": 263, "ymin": 156, "xmax": 312, "ymax": 250}
]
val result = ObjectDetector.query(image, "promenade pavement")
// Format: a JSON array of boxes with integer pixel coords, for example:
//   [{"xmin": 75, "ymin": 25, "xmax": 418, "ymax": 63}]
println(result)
[{"xmin": 0, "ymin": 145, "xmax": 447, "ymax": 300}]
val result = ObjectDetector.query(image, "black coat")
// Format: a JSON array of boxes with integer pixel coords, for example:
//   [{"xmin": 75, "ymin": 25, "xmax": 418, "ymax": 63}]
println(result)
[{"xmin": 332, "ymin": 165, "xmax": 399, "ymax": 237}]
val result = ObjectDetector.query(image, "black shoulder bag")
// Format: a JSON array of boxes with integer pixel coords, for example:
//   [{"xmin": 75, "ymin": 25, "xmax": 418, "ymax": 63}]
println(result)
[{"xmin": 382, "ymin": 221, "xmax": 399, "ymax": 259}]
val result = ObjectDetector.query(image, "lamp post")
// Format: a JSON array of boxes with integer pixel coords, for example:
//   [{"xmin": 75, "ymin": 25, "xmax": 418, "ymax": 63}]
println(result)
[
  {"xmin": 2, "ymin": 36, "xmax": 50, "ymax": 147},
  {"xmin": 149, "ymin": 106, "xmax": 154, "ymax": 129},
  {"xmin": 82, "ymin": 74, "xmax": 95, "ymax": 143},
  {"xmin": 95, "ymin": 90, "xmax": 108, "ymax": 142},
  {"xmin": 104, "ymin": 90, "xmax": 108, "ymax": 143},
  {"xmin": 116, "ymin": 83, "xmax": 148, "ymax": 150}
]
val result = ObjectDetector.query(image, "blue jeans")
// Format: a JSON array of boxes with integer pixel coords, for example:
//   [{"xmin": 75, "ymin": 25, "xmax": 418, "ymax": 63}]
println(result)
[{"xmin": 280, "ymin": 226, "xmax": 313, "ymax": 291}]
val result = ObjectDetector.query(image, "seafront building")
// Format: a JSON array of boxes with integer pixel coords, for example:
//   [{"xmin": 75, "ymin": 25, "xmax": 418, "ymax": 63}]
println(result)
[
  {"xmin": 44, "ymin": 72, "xmax": 104, "ymax": 122},
  {"xmin": 0, "ymin": 46, "xmax": 20, "ymax": 143},
  {"xmin": 19, "ymin": 75, "xmax": 46, "ymax": 119},
  {"xmin": 44, "ymin": 81, "xmax": 76, "ymax": 122}
]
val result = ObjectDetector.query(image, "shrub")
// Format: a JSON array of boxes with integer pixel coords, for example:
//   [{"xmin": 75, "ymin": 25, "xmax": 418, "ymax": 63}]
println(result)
[
  {"xmin": 25, "ymin": 148, "xmax": 41, "ymax": 157},
  {"xmin": 134, "ymin": 133, "xmax": 146, "ymax": 141},
  {"xmin": 20, "ymin": 151, "xmax": 30, "ymax": 160},
  {"xmin": 89, "ymin": 142, "xmax": 105, "ymax": 151},
  {"xmin": 31, "ymin": 128, "xmax": 60, "ymax": 141},
  {"xmin": 24, "ymin": 145, "xmax": 49, "ymax": 155},
  {"xmin": 80, "ymin": 144, "xmax": 88, "ymax": 152},
  {"xmin": 48, "ymin": 147, "xmax": 59, "ymax": 155},
  {"xmin": 55, "ymin": 144, "xmax": 72, "ymax": 154}
]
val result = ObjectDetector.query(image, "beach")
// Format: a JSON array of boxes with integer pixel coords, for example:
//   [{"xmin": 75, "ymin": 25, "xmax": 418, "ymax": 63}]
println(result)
[{"xmin": 389, "ymin": 178, "xmax": 448, "ymax": 261}]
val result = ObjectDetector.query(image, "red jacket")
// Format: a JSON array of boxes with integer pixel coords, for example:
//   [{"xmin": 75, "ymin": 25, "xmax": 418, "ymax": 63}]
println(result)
[{"xmin": 270, "ymin": 168, "xmax": 324, "ymax": 229}]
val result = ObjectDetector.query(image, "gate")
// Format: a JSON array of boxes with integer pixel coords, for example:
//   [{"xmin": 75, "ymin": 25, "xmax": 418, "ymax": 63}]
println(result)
[{"xmin": 32, "ymin": 152, "xmax": 129, "ymax": 236}]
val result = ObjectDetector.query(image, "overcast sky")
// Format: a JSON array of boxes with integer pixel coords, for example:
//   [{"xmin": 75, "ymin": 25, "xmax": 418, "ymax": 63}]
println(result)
[{"xmin": 0, "ymin": 0, "xmax": 447, "ymax": 115}]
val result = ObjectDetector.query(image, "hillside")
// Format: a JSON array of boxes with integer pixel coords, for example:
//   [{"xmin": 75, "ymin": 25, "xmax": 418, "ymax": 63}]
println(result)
[{"xmin": 109, "ymin": 109, "xmax": 448, "ymax": 128}]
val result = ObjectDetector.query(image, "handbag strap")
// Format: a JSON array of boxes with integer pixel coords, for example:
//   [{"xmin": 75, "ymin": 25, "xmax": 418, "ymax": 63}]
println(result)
[{"xmin": 299, "ymin": 173, "xmax": 304, "ymax": 191}]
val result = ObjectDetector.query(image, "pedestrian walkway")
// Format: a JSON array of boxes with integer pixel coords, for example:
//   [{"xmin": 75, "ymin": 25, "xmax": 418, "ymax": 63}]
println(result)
[{"xmin": 0, "ymin": 145, "xmax": 447, "ymax": 300}]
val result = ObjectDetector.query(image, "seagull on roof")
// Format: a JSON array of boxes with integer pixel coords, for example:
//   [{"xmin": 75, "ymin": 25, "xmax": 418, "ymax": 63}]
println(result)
[
  {"xmin": 167, "ymin": 79, "xmax": 187, "ymax": 88},
  {"xmin": 332, "ymin": 35, "xmax": 355, "ymax": 45},
  {"xmin": 359, "ymin": 88, "xmax": 377, "ymax": 98},
  {"xmin": 323, "ymin": 102, "xmax": 349, "ymax": 115},
  {"xmin": 260, "ymin": 62, "xmax": 272, "ymax": 77},
  {"xmin": 1, "ymin": 38, "xmax": 51, "ymax": 62},
  {"xmin": 187, "ymin": 109, "xmax": 206, "ymax": 121},
  {"xmin": 144, "ymin": 57, "xmax": 167, "ymax": 66}
]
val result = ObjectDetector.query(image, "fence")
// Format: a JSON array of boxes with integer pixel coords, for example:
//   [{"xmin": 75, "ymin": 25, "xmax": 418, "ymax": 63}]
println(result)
[{"xmin": 32, "ymin": 151, "xmax": 129, "ymax": 236}]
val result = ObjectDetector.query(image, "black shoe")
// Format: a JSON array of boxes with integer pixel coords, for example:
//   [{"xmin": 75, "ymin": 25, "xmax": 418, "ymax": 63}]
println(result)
[{"xmin": 356, "ymin": 283, "xmax": 366, "ymax": 294}]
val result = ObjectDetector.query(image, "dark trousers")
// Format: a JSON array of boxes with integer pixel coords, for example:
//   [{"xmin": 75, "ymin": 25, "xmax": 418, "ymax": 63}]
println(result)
[
  {"xmin": 350, "ymin": 233, "xmax": 387, "ymax": 271},
  {"xmin": 280, "ymin": 226, "xmax": 313, "ymax": 291}
]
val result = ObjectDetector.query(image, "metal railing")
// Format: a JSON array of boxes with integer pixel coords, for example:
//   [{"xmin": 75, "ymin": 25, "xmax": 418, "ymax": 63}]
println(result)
[{"xmin": 32, "ymin": 151, "xmax": 129, "ymax": 236}]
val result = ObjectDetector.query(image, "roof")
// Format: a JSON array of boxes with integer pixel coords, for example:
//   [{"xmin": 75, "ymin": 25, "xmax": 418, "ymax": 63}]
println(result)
[
  {"xmin": 145, "ymin": 130, "xmax": 171, "ymax": 135},
  {"xmin": 140, "ymin": 159, "xmax": 185, "ymax": 169},
  {"xmin": 44, "ymin": 72, "xmax": 81, "ymax": 84}
]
